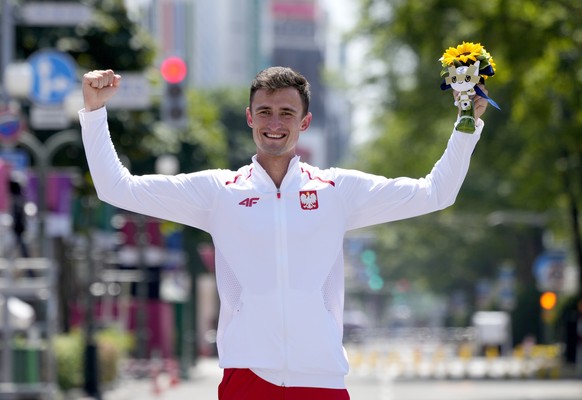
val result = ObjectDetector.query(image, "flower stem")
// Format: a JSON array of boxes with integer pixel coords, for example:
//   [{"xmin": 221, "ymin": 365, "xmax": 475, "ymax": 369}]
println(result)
[{"xmin": 456, "ymin": 99, "xmax": 476, "ymax": 133}]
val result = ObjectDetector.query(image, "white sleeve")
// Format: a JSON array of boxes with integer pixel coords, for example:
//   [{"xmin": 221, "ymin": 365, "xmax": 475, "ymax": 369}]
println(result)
[
  {"xmin": 79, "ymin": 107, "xmax": 220, "ymax": 232},
  {"xmin": 341, "ymin": 121, "xmax": 483, "ymax": 231}
]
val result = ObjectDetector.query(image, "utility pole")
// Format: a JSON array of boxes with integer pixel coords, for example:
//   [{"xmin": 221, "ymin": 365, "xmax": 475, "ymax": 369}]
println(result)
[{"xmin": 1, "ymin": 0, "xmax": 15, "ymax": 77}]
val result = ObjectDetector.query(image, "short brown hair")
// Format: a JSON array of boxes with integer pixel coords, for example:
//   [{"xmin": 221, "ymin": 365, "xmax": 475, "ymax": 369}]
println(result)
[{"xmin": 249, "ymin": 66, "xmax": 311, "ymax": 116}]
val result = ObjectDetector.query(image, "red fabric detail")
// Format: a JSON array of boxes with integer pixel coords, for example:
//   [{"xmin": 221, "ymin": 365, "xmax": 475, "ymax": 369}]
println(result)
[
  {"xmin": 225, "ymin": 174, "xmax": 242, "ymax": 186},
  {"xmin": 225, "ymin": 169, "xmax": 253, "ymax": 186},
  {"xmin": 301, "ymin": 168, "xmax": 336, "ymax": 187}
]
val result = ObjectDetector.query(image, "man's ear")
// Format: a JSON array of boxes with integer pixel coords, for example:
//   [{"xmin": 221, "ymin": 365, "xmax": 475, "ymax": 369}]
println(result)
[
  {"xmin": 300, "ymin": 112, "xmax": 312, "ymax": 131},
  {"xmin": 246, "ymin": 107, "xmax": 253, "ymax": 127}
]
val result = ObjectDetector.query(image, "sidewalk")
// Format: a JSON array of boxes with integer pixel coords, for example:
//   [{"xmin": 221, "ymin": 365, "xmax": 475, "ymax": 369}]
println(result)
[{"xmin": 103, "ymin": 357, "xmax": 222, "ymax": 400}]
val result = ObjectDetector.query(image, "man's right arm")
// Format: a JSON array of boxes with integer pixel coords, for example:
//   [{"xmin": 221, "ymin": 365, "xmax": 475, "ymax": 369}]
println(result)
[{"xmin": 79, "ymin": 70, "xmax": 217, "ymax": 231}]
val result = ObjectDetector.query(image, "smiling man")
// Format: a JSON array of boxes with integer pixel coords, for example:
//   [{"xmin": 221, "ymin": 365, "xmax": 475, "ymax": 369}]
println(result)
[
  {"xmin": 247, "ymin": 69, "xmax": 313, "ymax": 188},
  {"xmin": 79, "ymin": 66, "xmax": 488, "ymax": 399}
]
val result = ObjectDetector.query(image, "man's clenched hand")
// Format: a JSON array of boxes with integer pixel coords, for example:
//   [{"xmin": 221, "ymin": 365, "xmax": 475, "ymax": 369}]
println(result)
[{"xmin": 82, "ymin": 69, "xmax": 121, "ymax": 111}]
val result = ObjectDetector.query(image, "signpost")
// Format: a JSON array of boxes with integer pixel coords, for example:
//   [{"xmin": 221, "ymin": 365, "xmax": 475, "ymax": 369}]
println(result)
[
  {"xmin": 25, "ymin": 49, "xmax": 78, "ymax": 130},
  {"xmin": 28, "ymin": 50, "xmax": 77, "ymax": 106}
]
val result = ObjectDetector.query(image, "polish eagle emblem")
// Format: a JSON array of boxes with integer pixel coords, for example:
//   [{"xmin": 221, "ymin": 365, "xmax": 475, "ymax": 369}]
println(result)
[{"xmin": 299, "ymin": 191, "xmax": 318, "ymax": 210}]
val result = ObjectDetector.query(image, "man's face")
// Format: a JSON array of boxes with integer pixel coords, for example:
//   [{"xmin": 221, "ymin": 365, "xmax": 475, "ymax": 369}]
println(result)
[{"xmin": 246, "ymin": 88, "xmax": 312, "ymax": 161}]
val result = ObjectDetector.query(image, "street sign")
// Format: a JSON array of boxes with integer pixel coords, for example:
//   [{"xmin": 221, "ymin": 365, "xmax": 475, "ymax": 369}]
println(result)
[
  {"xmin": 28, "ymin": 50, "xmax": 77, "ymax": 105},
  {"xmin": 0, "ymin": 110, "xmax": 24, "ymax": 144},
  {"xmin": 29, "ymin": 105, "xmax": 69, "ymax": 130},
  {"xmin": 20, "ymin": 2, "xmax": 92, "ymax": 27},
  {"xmin": 533, "ymin": 250, "xmax": 567, "ymax": 292},
  {"xmin": 106, "ymin": 72, "xmax": 152, "ymax": 110}
]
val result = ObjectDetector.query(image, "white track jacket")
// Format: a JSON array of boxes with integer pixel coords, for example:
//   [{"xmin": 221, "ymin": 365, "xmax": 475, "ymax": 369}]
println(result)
[{"xmin": 80, "ymin": 107, "xmax": 482, "ymax": 389}]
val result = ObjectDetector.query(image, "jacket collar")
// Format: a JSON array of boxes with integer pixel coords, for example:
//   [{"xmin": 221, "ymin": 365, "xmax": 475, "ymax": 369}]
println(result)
[{"xmin": 250, "ymin": 155, "xmax": 302, "ymax": 191}]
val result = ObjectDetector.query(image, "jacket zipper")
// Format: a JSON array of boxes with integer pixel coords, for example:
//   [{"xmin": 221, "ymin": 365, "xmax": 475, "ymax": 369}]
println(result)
[{"xmin": 274, "ymin": 187, "xmax": 288, "ymax": 385}]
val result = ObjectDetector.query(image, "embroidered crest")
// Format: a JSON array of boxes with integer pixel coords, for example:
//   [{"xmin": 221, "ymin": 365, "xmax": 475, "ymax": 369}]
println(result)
[{"xmin": 299, "ymin": 191, "xmax": 318, "ymax": 210}]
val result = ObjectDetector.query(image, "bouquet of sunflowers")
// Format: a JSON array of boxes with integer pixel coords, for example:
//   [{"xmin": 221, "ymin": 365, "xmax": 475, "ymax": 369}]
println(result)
[{"xmin": 439, "ymin": 42, "xmax": 499, "ymax": 133}]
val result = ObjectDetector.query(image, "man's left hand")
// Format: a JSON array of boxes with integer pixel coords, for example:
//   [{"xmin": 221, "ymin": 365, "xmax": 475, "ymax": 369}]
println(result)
[{"xmin": 473, "ymin": 84, "xmax": 489, "ymax": 121}]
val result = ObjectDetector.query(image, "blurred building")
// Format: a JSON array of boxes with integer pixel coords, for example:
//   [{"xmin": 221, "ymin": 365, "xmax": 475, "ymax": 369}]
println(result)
[
  {"xmin": 271, "ymin": 0, "xmax": 326, "ymax": 166},
  {"xmin": 125, "ymin": 0, "xmax": 352, "ymax": 166}
]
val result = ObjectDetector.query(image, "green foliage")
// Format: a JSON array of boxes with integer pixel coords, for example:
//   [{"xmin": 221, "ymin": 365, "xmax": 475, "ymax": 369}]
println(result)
[
  {"xmin": 96, "ymin": 328, "xmax": 135, "ymax": 385},
  {"xmin": 139, "ymin": 89, "xmax": 229, "ymax": 174},
  {"xmin": 74, "ymin": 0, "xmax": 157, "ymax": 70},
  {"xmin": 206, "ymin": 87, "xmax": 256, "ymax": 169},
  {"xmin": 354, "ymin": 0, "xmax": 581, "ymax": 207},
  {"xmin": 350, "ymin": 0, "xmax": 582, "ymax": 316},
  {"xmin": 54, "ymin": 332, "xmax": 84, "ymax": 390},
  {"xmin": 15, "ymin": 0, "xmax": 156, "ymax": 69},
  {"xmin": 54, "ymin": 329, "xmax": 134, "ymax": 391}
]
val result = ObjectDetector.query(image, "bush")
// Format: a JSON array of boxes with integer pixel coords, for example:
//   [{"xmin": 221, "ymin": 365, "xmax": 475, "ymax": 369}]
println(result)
[
  {"xmin": 54, "ymin": 331, "xmax": 84, "ymax": 391},
  {"xmin": 54, "ymin": 329, "xmax": 134, "ymax": 391},
  {"xmin": 96, "ymin": 329, "xmax": 135, "ymax": 386}
]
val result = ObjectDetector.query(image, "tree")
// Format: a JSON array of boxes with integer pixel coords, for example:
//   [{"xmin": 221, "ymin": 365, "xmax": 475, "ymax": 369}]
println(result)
[
  {"xmin": 206, "ymin": 87, "xmax": 256, "ymax": 169},
  {"xmin": 349, "ymin": 0, "xmax": 582, "ymax": 329}
]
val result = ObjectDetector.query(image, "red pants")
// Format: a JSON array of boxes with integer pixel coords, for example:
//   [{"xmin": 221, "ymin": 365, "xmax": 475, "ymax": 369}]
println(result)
[{"xmin": 218, "ymin": 368, "xmax": 350, "ymax": 400}]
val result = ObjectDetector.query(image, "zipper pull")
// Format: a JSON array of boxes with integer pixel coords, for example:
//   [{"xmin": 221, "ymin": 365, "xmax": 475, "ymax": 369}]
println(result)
[{"xmin": 277, "ymin": 188, "xmax": 281, "ymax": 199}]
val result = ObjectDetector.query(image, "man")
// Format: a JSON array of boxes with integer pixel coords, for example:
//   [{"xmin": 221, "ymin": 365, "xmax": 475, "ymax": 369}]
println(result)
[{"xmin": 80, "ymin": 66, "xmax": 488, "ymax": 399}]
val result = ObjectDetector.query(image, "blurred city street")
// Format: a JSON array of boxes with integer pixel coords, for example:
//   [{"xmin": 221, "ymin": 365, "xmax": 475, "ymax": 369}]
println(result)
[
  {"xmin": 2, "ymin": 1, "xmax": 582, "ymax": 399},
  {"xmin": 102, "ymin": 356, "xmax": 582, "ymax": 400}
]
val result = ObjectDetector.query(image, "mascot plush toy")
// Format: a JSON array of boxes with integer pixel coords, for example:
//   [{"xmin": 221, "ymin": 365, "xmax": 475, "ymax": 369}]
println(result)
[{"xmin": 439, "ymin": 42, "xmax": 499, "ymax": 133}]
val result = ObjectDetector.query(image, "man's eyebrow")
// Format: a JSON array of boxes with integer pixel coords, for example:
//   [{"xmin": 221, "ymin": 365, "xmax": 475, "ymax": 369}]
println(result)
[{"xmin": 255, "ymin": 105, "xmax": 298, "ymax": 113}]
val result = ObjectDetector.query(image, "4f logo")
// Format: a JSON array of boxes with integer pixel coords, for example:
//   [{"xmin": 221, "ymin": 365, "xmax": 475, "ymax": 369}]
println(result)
[
  {"xmin": 239, "ymin": 197, "xmax": 260, "ymax": 207},
  {"xmin": 299, "ymin": 191, "xmax": 318, "ymax": 210}
]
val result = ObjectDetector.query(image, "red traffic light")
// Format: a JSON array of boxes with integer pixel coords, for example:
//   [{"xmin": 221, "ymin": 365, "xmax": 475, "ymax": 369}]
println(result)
[{"xmin": 160, "ymin": 56, "xmax": 187, "ymax": 84}]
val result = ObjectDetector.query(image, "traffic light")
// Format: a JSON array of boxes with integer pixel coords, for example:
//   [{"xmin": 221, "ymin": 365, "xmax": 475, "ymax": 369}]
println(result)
[
  {"xmin": 160, "ymin": 57, "xmax": 188, "ymax": 128},
  {"xmin": 540, "ymin": 291, "xmax": 557, "ymax": 311},
  {"xmin": 162, "ymin": 82, "xmax": 187, "ymax": 127},
  {"xmin": 360, "ymin": 249, "xmax": 384, "ymax": 291},
  {"xmin": 540, "ymin": 291, "xmax": 558, "ymax": 325}
]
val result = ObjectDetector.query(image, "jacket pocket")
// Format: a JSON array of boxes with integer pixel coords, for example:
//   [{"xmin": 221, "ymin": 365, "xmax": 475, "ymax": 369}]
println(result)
[
  {"xmin": 286, "ymin": 290, "xmax": 349, "ymax": 374},
  {"xmin": 220, "ymin": 293, "xmax": 286, "ymax": 369}
]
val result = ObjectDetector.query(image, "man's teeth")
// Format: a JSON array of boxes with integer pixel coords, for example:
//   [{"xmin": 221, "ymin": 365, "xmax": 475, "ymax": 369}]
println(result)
[{"xmin": 265, "ymin": 133, "xmax": 284, "ymax": 138}]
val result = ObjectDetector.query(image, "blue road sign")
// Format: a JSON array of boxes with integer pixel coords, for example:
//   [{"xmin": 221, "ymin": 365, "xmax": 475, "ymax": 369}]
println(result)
[
  {"xmin": 0, "ymin": 149, "xmax": 30, "ymax": 173},
  {"xmin": 28, "ymin": 49, "xmax": 77, "ymax": 105},
  {"xmin": 0, "ymin": 110, "xmax": 24, "ymax": 144}
]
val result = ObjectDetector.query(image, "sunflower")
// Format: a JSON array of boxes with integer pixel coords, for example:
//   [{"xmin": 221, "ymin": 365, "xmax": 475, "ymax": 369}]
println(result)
[{"xmin": 439, "ymin": 41, "xmax": 484, "ymax": 67}]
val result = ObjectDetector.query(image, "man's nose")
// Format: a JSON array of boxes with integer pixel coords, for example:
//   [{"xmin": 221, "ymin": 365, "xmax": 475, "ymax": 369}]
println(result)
[{"xmin": 267, "ymin": 114, "xmax": 282, "ymax": 129}]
